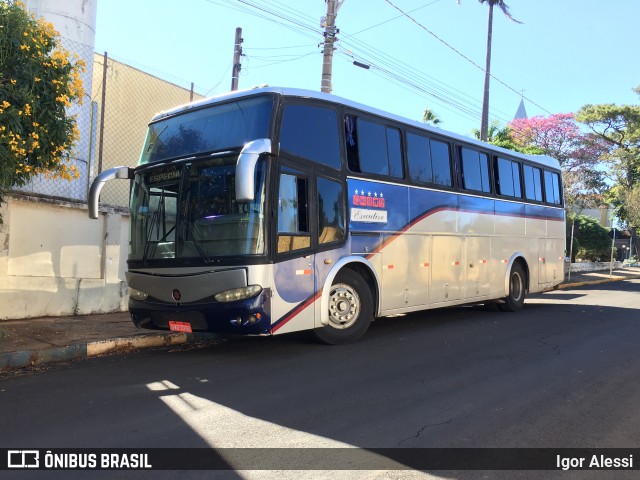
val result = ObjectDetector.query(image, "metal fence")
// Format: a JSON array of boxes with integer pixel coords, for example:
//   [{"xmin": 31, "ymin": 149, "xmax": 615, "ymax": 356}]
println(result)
[{"xmin": 15, "ymin": 41, "xmax": 205, "ymax": 210}]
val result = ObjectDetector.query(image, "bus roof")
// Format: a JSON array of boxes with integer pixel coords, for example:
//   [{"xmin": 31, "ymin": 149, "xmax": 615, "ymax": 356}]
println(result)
[{"xmin": 152, "ymin": 86, "xmax": 561, "ymax": 171}]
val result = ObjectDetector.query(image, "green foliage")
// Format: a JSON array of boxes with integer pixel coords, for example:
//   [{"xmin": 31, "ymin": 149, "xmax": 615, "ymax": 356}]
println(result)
[
  {"xmin": 623, "ymin": 183, "xmax": 640, "ymax": 229},
  {"xmin": 567, "ymin": 213, "xmax": 612, "ymax": 262},
  {"xmin": 508, "ymin": 113, "xmax": 609, "ymax": 210},
  {"xmin": 0, "ymin": 0, "xmax": 85, "ymax": 219},
  {"xmin": 576, "ymin": 86, "xmax": 640, "ymax": 224},
  {"xmin": 471, "ymin": 120, "xmax": 543, "ymax": 155},
  {"xmin": 422, "ymin": 108, "xmax": 441, "ymax": 126},
  {"xmin": 567, "ymin": 236, "xmax": 580, "ymax": 263}
]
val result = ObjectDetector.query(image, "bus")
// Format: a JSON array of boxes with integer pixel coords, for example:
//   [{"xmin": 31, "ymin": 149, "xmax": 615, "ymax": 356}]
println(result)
[{"xmin": 89, "ymin": 86, "xmax": 565, "ymax": 344}]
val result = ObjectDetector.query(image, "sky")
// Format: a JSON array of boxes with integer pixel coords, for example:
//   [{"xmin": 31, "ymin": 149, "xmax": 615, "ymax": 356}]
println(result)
[{"xmin": 94, "ymin": 0, "xmax": 640, "ymax": 138}]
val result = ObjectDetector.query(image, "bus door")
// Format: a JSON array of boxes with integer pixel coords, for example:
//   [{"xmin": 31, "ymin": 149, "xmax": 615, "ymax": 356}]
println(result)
[
  {"xmin": 313, "ymin": 174, "xmax": 347, "ymax": 297},
  {"xmin": 273, "ymin": 165, "xmax": 316, "ymax": 333}
]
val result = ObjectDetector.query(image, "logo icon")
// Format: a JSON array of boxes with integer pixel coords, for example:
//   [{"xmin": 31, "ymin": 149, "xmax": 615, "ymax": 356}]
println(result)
[
  {"xmin": 172, "ymin": 289, "xmax": 181, "ymax": 302},
  {"xmin": 352, "ymin": 189, "xmax": 385, "ymax": 208},
  {"xmin": 8, "ymin": 450, "xmax": 39, "ymax": 468}
]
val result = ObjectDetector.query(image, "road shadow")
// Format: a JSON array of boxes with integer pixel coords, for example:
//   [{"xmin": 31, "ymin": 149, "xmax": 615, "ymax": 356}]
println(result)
[{"xmin": 3, "ymin": 281, "xmax": 640, "ymax": 478}]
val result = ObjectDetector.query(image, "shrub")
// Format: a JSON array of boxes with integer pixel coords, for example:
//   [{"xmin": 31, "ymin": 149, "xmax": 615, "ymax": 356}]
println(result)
[{"xmin": 0, "ymin": 0, "xmax": 85, "ymax": 219}]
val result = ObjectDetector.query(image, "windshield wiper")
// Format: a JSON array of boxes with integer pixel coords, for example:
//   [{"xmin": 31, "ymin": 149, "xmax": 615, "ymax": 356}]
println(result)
[
  {"xmin": 184, "ymin": 220, "xmax": 211, "ymax": 264},
  {"xmin": 142, "ymin": 210, "xmax": 158, "ymax": 262},
  {"xmin": 181, "ymin": 188, "xmax": 211, "ymax": 263}
]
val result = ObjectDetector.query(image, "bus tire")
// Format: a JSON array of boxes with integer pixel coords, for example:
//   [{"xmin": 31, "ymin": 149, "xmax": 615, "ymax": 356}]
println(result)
[
  {"xmin": 312, "ymin": 270, "xmax": 373, "ymax": 345},
  {"xmin": 498, "ymin": 263, "xmax": 526, "ymax": 312}
]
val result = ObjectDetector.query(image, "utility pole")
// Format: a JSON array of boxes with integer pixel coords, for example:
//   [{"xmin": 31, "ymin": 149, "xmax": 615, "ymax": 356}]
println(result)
[
  {"xmin": 231, "ymin": 27, "xmax": 243, "ymax": 91},
  {"xmin": 321, "ymin": 0, "xmax": 344, "ymax": 94}
]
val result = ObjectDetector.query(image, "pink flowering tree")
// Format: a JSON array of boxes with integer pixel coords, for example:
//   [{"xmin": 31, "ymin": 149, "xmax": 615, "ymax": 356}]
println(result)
[{"xmin": 508, "ymin": 113, "xmax": 608, "ymax": 209}]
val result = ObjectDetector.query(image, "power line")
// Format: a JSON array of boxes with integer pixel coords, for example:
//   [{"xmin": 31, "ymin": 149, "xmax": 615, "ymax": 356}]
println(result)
[
  {"xmin": 244, "ymin": 44, "xmax": 317, "ymax": 50},
  {"xmin": 341, "ymin": 0, "xmax": 443, "ymax": 40},
  {"xmin": 204, "ymin": 62, "xmax": 233, "ymax": 96},
  {"xmin": 246, "ymin": 51, "xmax": 318, "ymax": 69},
  {"xmin": 202, "ymin": 0, "xmax": 539, "ymax": 125},
  {"xmin": 383, "ymin": 0, "xmax": 553, "ymax": 115}
]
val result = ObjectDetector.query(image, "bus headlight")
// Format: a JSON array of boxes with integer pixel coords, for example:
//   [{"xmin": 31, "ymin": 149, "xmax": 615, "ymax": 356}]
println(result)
[
  {"xmin": 214, "ymin": 285, "xmax": 262, "ymax": 303},
  {"xmin": 128, "ymin": 287, "xmax": 149, "ymax": 301}
]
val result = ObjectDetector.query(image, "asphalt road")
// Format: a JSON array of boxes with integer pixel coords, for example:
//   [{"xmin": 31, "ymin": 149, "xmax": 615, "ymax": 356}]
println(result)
[{"xmin": 2, "ymin": 280, "xmax": 640, "ymax": 480}]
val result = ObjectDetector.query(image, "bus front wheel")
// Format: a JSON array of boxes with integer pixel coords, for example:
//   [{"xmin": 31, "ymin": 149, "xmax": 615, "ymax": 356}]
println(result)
[
  {"xmin": 498, "ymin": 263, "xmax": 526, "ymax": 312},
  {"xmin": 313, "ymin": 270, "xmax": 373, "ymax": 345}
]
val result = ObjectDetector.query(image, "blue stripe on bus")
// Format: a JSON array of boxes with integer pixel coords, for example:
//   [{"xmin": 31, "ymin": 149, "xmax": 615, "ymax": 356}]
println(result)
[
  {"xmin": 270, "ymin": 290, "xmax": 321, "ymax": 334},
  {"xmin": 272, "ymin": 180, "xmax": 565, "ymax": 332},
  {"xmin": 348, "ymin": 178, "xmax": 564, "ymax": 232}
]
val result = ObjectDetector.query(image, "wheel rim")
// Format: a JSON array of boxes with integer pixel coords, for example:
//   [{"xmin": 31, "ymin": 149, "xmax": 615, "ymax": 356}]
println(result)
[
  {"xmin": 328, "ymin": 283, "xmax": 360, "ymax": 330},
  {"xmin": 510, "ymin": 271, "xmax": 523, "ymax": 302}
]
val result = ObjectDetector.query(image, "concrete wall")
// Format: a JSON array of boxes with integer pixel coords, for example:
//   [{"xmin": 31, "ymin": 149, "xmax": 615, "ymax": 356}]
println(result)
[
  {"xmin": 1, "ymin": 52, "xmax": 205, "ymax": 320},
  {"xmin": 0, "ymin": 195, "xmax": 129, "ymax": 320}
]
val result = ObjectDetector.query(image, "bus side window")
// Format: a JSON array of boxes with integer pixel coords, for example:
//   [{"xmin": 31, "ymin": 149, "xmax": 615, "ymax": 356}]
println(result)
[
  {"xmin": 496, "ymin": 157, "xmax": 522, "ymax": 198},
  {"xmin": 544, "ymin": 170, "xmax": 562, "ymax": 205},
  {"xmin": 431, "ymin": 139, "xmax": 452, "ymax": 187},
  {"xmin": 345, "ymin": 116, "xmax": 403, "ymax": 178},
  {"xmin": 523, "ymin": 165, "xmax": 543, "ymax": 202},
  {"xmin": 280, "ymin": 104, "xmax": 341, "ymax": 169},
  {"xmin": 460, "ymin": 147, "xmax": 491, "ymax": 193},
  {"xmin": 407, "ymin": 133, "xmax": 452, "ymax": 187},
  {"xmin": 278, "ymin": 172, "xmax": 310, "ymax": 253}
]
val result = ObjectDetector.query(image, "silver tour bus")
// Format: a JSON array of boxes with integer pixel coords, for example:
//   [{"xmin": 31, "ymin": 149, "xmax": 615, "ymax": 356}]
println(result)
[{"xmin": 89, "ymin": 87, "xmax": 565, "ymax": 344}]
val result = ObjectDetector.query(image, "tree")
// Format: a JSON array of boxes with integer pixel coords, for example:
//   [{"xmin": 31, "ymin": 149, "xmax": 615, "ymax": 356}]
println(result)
[
  {"xmin": 0, "ymin": 0, "xmax": 85, "ymax": 219},
  {"xmin": 566, "ymin": 212, "xmax": 614, "ymax": 262},
  {"xmin": 471, "ymin": 120, "xmax": 542, "ymax": 154},
  {"xmin": 509, "ymin": 113, "xmax": 609, "ymax": 209},
  {"xmin": 576, "ymin": 87, "xmax": 640, "ymax": 224},
  {"xmin": 478, "ymin": 0, "xmax": 521, "ymax": 141},
  {"xmin": 422, "ymin": 108, "xmax": 442, "ymax": 126}
]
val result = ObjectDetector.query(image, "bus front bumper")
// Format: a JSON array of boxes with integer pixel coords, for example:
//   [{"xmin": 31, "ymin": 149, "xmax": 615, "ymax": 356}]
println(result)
[{"xmin": 129, "ymin": 288, "xmax": 272, "ymax": 335}]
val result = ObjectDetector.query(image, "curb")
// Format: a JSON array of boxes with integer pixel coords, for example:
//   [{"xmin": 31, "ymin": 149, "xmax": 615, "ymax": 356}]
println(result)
[
  {"xmin": 2, "ymin": 274, "xmax": 637, "ymax": 372},
  {"xmin": 0, "ymin": 332, "xmax": 220, "ymax": 371},
  {"xmin": 556, "ymin": 274, "xmax": 640, "ymax": 291}
]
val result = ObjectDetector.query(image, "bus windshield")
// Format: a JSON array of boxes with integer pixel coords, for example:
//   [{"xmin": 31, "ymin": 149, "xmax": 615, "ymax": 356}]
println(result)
[
  {"xmin": 129, "ymin": 156, "xmax": 267, "ymax": 263},
  {"xmin": 139, "ymin": 95, "xmax": 274, "ymax": 165}
]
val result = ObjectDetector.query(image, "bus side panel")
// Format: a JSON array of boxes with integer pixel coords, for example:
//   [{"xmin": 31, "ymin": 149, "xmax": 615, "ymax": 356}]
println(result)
[
  {"xmin": 524, "ymin": 204, "xmax": 548, "ymax": 288},
  {"xmin": 408, "ymin": 188, "xmax": 458, "ymax": 234},
  {"xmin": 406, "ymin": 233, "xmax": 432, "ymax": 307},
  {"xmin": 431, "ymin": 236, "xmax": 462, "ymax": 303},
  {"xmin": 458, "ymin": 195, "xmax": 494, "ymax": 236},
  {"xmin": 270, "ymin": 242, "xmax": 355, "ymax": 335},
  {"xmin": 270, "ymin": 257, "xmax": 317, "ymax": 335},
  {"xmin": 493, "ymin": 200, "xmax": 527, "ymax": 297},
  {"xmin": 463, "ymin": 236, "xmax": 491, "ymax": 298},
  {"xmin": 348, "ymin": 178, "xmax": 410, "ymax": 314},
  {"xmin": 544, "ymin": 207, "xmax": 566, "ymax": 287},
  {"xmin": 458, "ymin": 195, "xmax": 493, "ymax": 300}
]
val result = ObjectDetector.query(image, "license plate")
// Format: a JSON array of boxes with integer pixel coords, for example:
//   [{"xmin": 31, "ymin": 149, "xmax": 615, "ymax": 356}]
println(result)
[{"xmin": 168, "ymin": 321, "xmax": 192, "ymax": 333}]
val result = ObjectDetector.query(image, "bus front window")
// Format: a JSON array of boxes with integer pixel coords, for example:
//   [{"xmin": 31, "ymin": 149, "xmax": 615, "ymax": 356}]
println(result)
[
  {"xmin": 129, "ymin": 157, "xmax": 267, "ymax": 263},
  {"xmin": 130, "ymin": 167, "xmax": 180, "ymax": 261},
  {"xmin": 182, "ymin": 157, "xmax": 266, "ymax": 258}
]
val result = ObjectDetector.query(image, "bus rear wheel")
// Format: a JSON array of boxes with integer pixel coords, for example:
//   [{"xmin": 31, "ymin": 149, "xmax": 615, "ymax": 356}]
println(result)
[
  {"xmin": 498, "ymin": 263, "xmax": 526, "ymax": 312},
  {"xmin": 312, "ymin": 270, "xmax": 373, "ymax": 345}
]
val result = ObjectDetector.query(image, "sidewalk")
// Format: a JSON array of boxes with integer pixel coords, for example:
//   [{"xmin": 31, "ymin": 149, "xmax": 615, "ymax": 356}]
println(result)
[{"xmin": 2, "ymin": 267, "xmax": 640, "ymax": 371}]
